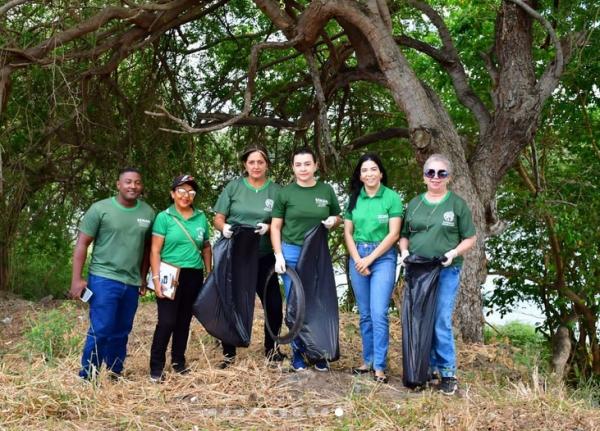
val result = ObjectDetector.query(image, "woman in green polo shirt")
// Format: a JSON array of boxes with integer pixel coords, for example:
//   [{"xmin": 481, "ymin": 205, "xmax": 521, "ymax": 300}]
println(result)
[
  {"xmin": 271, "ymin": 147, "xmax": 342, "ymax": 372},
  {"xmin": 399, "ymin": 154, "xmax": 476, "ymax": 395},
  {"xmin": 149, "ymin": 175, "xmax": 212, "ymax": 382},
  {"xmin": 213, "ymin": 145, "xmax": 284, "ymax": 368},
  {"xmin": 344, "ymin": 153, "xmax": 403, "ymax": 384}
]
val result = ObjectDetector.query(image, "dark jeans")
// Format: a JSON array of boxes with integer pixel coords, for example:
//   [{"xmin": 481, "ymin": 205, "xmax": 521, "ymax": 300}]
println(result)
[
  {"xmin": 79, "ymin": 274, "xmax": 139, "ymax": 379},
  {"xmin": 222, "ymin": 253, "xmax": 283, "ymax": 358},
  {"xmin": 150, "ymin": 268, "xmax": 203, "ymax": 375}
]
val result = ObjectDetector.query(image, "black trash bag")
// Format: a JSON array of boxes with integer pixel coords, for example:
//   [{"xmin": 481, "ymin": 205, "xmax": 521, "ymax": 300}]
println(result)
[
  {"xmin": 401, "ymin": 254, "xmax": 445, "ymax": 388},
  {"xmin": 192, "ymin": 225, "xmax": 259, "ymax": 347},
  {"xmin": 288, "ymin": 224, "xmax": 340, "ymax": 362}
]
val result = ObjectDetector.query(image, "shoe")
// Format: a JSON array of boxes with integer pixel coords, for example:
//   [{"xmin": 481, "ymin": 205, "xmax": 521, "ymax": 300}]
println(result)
[
  {"xmin": 439, "ymin": 377, "xmax": 458, "ymax": 395},
  {"xmin": 108, "ymin": 371, "xmax": 125, "ymax": 382},
  {"xmin": 351, "ymin": 366, "xmax": 373, "ymax": 375},
  {"xmin": 266, "ymin": 349, "xmax": 287, "ymax": 362},
  {"xmin": 173, "ymin": 363, "xmax": 191, "ymax": 375},
  {"xmin": 374, "ymin": 374, "xmax": 388, "ymax": 384},
  {"xmin": 218, "ymin": 356, "xmax": 235, "ymax": 370},
  {"xmin": 291, "ymin": 351, "xmax": 307, "ymax": 372},
  {"xmin": 149, "ymin": 373, "xmax": 165, "ymax": 384},
  {"xmin": 314, "ymin": 359, "xmax": 329, "ymax": 372}
]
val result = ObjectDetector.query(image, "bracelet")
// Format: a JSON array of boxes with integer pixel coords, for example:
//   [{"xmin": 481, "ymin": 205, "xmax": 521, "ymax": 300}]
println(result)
[{"xmin": 152, "ymin": 275, "xmax": 160, "ymax": 280}]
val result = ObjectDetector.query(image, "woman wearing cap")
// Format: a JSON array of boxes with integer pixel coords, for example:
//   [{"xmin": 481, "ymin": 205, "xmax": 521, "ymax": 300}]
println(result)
[
  {"xmin": 270, "ymin": 147, "xmax": 341, "ymax": 372},
  {"xmin": 399, "ymin": 154, "xmax": 476, "ymax": 395},
  {"xmin": 149, "ymin": 175, "xmax": 212, "ymax": 382},
  {"xmin": 213, "ymin": 145, "xmax": 284, "ymax": 368},
  {"xmin": 344, "ymin": 153, "xmax": 403, "ymax": 384}
]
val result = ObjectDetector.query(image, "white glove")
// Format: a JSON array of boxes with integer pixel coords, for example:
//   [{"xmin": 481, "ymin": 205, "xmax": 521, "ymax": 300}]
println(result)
[
  {"xmin": 321, "ymin": 216, "xmax": 337, "ymax": 229},
  {"xmin": 442, "ymin": 249, "xmax": 458, "ymax": 267},
  {"xmin": 222, "ymin": 223, "xmax": 233, "ymax": 238},
  {"xmin": 254, "ymin": 223, "xmax": 269, "ymax": 236},
  {"xmin": 274, "ymin": 253, "xmax": 286, "ymax": 274},
  {"xmin": 399, "ymin": 250, "xmax": 410, "ymax": 267}
]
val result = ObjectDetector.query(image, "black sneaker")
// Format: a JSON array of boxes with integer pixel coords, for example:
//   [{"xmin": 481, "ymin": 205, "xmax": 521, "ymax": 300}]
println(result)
[
  {"xmin": 266, "ymin": 349, "xmax": 287, "ymax": 362},
  {"xmin": 439, "ymin": 377, "xmax": 458, "ymax": 395},
  {"xmin": 173, "ymin": 363, "xmax": 191, "ymax": 375},
  {"xmin": 218, "ymin": 356, "xmax": 235, "ymax": 369}
]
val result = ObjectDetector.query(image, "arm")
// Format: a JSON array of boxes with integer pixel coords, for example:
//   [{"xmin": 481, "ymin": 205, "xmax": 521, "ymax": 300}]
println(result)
[
  {"xmin": 399, "ymin": 237, "xmax": 409, "ymax": 254},
  {"xmin": 150, "ymin": 234, "xmax": 166, "ymax": 298},
  {"xmin": 454, "ymin": 235, "xmax": 477, "ymax": 256},
  {"xmin": 69, "ymin": 232, "xmax": 94, "ymax": 299},
  {"xmin": 354, "ymin": 217, "xmax": 401, "ymax": 273},
  {"xmin": 139, "ymin": 239, "xmax": 151, "ymax": 295},
  {"xmin": 270, "ymin": 217, "xmax": 283, "ymax": 255},
  {"xmin": 213, "ymin": 213, "xmax": 226, "ymax": 232},
  {"xmin": 202, "ymin": 241, "xmax": 212, "ymax": 273},
  {"xmin": 344, "ymin": 219, "xmax": 370, "ymax": 276}
]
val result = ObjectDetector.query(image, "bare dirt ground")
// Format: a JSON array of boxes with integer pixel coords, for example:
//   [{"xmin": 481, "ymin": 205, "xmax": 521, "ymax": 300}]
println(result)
[{"xmin": 0, "ymin": 295, "xmax": 598, "ymax": 430}]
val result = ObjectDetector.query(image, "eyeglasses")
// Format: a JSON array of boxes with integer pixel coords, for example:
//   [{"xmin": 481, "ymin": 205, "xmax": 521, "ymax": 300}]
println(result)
[
  {"xmin": 175, "ymin": 188, "xmax": 197, "ymax": 198},
  {"xmin": 423, "ymin": 169, "xmax": 449, "ymax": 179}
]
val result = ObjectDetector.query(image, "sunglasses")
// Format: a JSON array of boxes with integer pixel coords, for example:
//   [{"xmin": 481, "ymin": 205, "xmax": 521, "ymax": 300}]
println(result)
[
  {"xmin": 175, "ymin": 188, "xmax": 197, "ymax": 198},
  {"xmin": 423, "ymin": 169, "xmax": 449, "ymax": 179}
]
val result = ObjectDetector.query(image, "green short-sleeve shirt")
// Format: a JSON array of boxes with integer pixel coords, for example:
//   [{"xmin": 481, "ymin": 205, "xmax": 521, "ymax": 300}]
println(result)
[
  {"xmin": 272, "ymin": 181, "xmax": 341, "ymax": 246},
  {"xmin": 400, "ymin": 191, "xmax": 476, "ymax": 266},
  {"xmin": 213, "ymin": 177, "xmax": 280, "ymax": 255},
  {"xmin": 152, "ymin": 206, "xmax": 210, "ymax": 269},
  {"xmin": 79, "ymin": 197, "xmax": 155, "ymax": 285},
  {"xmin": 345, "ymin": 185, "xmax": 404, "ymax": 243}
]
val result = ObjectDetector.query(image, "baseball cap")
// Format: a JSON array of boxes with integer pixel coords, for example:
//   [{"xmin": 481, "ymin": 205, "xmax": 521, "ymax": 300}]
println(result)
[{"xmin": 171, "ymin": 174, "xmax": 199, "ymax": 191}]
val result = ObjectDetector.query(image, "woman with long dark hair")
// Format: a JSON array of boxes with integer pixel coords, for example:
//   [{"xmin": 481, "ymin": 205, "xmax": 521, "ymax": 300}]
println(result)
[{"xmin": 344, "ymin": 153, "xmax": 403, "ymax": 383}]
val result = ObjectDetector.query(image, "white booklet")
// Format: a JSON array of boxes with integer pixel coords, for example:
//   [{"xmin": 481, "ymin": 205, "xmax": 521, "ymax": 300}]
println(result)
[{"xmin": 147, "ymin": 261, "xmax": 180, "ymax": 300}]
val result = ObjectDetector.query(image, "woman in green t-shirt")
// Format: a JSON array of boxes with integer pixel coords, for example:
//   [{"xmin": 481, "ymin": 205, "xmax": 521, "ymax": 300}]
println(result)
[
  {"xmin": 149, "ymin": 175, "xmax": 212, "ymax": 382},
  {"xmin": 271, "ymin": 147, "xmax": 342, "ymax": 372},
  {"xmin": 213, "ymin": 145, "xmax": 284, "ymax": 368},
  {"xmin": 344, "ymin": 153, "xmax": 403, "ymax": 384},
  {"xmin": 399, "ymin": 154, "xmax": 477, "ymax": 395}
]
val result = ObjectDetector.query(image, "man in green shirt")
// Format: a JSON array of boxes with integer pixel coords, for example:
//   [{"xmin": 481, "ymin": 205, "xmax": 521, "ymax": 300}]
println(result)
[{"xmin": 70, "ymin": 168, "xmax": 155, "ymax": 380}]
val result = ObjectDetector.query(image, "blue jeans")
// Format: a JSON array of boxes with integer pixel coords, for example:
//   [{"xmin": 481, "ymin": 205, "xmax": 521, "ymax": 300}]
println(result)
[
  {"xmin": 79, "ymin": 274, "xmax": 139, "ymax": 378},
  {"xmin": 349, "ymin": 244, "xmax": 398, "ymax": 371},
  {"xmin": 281, "ymin": 242, "xmax": 306, "ymax": 354},
  {"xmin": 429, "ymin": 266, "xmax": 461, "ymax": 377}
]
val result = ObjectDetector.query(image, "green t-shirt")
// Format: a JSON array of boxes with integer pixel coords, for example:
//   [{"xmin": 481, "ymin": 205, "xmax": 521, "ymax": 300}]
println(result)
[
  {"xmin": 79, "ymin": 197, "xmax": 155, "ymax": 286},
  {"xmin": 213, "ymin": 177, "xmax": 281, "ymax": 255},
  {"xmin": 345, "ymin": 185, "xmax": 404, "ymax": 243},
  {"xmin": 400, "ymin": 191, "xmax": 476, "ymax": 266},
  {"xmin": 152, "ymin": 206, "xmax": 210, "ymax": 269},
  {"xmin": 272, "ymin": 181, "xmax": 341, "ymax": 246}
]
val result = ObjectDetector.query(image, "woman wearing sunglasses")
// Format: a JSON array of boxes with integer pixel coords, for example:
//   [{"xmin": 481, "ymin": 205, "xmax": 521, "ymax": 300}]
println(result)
[
  {"xmin": 399, "ymin": 154, "xmax": 476, "ymax": 395},
  {"xmin": 213, "ymin": 145, "xmax": 284, "ymax": 368},
  {"xmin": 344, "ymin": 153, "xmax": 403, "ymax": 384},
  {"xmin": 149, "ymin": 174, "xmax": 212, "ymax": 382}
]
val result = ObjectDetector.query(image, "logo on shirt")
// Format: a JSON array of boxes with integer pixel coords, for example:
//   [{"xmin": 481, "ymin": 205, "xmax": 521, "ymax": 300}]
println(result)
[
  {"xmin": 264, "ymin": 199, "xmax": 274, "ymax": 212},
  {"xmin": 442, "ymin": 211, "xmax": 455, "ymax": 227},
  {"xmin": 377, "ymin": 214, "xmax": 389, "ymax": 224},
  {"xmin": 315, "ymin": 198, "xmax": 329, "ymax": 208},
  {"xmin": 195, "ymin": 227, "xmax": 205, "ymax": 241},
  {"xmin": 137, "ymin": 218, "xmax": 152, "ymax": 228}
]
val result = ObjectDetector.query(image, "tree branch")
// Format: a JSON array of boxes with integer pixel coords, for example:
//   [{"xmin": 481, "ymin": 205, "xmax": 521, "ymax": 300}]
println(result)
[
  {"xmin": 345, "ymin": 127, "xmax": 409, "ymax": 152},
  {"xmin": 0, "ymin": 0, "xmax": 28, "ymax": 18}
]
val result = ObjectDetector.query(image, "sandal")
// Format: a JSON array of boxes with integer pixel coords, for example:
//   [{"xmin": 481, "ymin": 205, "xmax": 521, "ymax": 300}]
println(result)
[
  {"xmin": 351, "ymin": 366, "xmax": 373, "ymax": 375},
  {"xmin": 374, "ymin": 374, "xmax": 388, "ymax": 384}
]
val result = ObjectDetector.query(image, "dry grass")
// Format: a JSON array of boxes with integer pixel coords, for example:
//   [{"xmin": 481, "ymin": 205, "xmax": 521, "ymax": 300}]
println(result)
[{"xmin": 0, "ymin": 296, "xmax": 598, "ymax": 431}]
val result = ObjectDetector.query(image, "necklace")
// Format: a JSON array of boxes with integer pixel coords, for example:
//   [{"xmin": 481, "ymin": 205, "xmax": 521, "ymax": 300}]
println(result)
[{"xmin": 409, "ymin": 194, "xmax": 444, "ymax": 233}]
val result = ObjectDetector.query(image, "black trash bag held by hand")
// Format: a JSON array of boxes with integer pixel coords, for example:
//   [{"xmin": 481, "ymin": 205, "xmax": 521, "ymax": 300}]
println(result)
[
  {"xmin": 289, "ymin": 224, "xmax": 340, "ymax": 361},
  {"xmin": 192, "ymin": 225, "xmax": 259, "ymax": 347},
  {"xmin": 401, "ymin": 254, "xmax": 444, "ymax": 388}
]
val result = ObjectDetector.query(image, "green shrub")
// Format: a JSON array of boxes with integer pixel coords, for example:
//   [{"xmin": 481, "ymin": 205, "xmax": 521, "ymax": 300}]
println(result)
[{"xmin": 24, "ymin": 303, "xmax": 82, "ymax": 364}]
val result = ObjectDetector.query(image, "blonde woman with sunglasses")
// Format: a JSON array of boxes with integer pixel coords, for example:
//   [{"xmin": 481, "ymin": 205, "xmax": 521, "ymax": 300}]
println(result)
[{"xmin": 399, "ymin": 154, "xmax": 476, "ymax": 395}]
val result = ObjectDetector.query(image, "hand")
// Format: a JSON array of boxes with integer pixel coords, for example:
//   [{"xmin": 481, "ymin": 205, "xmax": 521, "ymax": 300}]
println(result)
[
  {"xmin": 354, "ymin": 256, "xmax": 372, "ymax": 274},
  {"xmin": 154, "ymin": 279, "xmax": 165, "ymax": 299},
  {"xmin": 321, "ymin": 216, "xmax": 337, "ymax": 229},
  {"xmin": 254, "ymin": 223, "xmax": 269, "ymax": 236},
  {"xmin": 69, "ymin": 278, "xmax": 87, "ymax": 300},
  {"xmin": 399, "ymin": 250, "xmax": 410, "ymax": 267},
  {"xmin": 222, "ymin": 223, "xmax": 233, "ymax": 238},
  {"xmin": 274, "ymin": 253, "xmax": 286, "ymax": 274},
  {"xmin": 139, "ymin": 282, "xmax": 148, "ymax": 296},
  {"xmin": 442, "ymin": 249, "xmax": 458, "ymax": 267}
]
